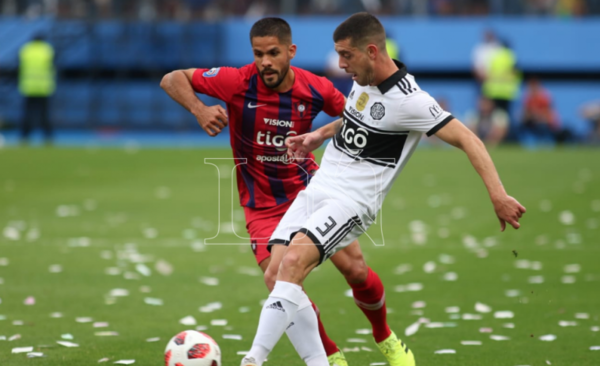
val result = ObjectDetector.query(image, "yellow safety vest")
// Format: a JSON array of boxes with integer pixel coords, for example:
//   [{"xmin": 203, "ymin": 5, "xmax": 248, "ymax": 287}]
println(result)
[
  {"xmin": 19, "ymin": 40, "xmax": 55, "ymax": 97},
  {"xmin": 483, "ymin": 48, "xmax": 520, "ymax": 101}
]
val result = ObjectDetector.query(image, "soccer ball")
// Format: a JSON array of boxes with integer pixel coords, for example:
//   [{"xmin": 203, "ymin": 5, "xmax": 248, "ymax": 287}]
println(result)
[{"xmin": 165, "ymin": 330, "xmax": 221, "ymax": 366}]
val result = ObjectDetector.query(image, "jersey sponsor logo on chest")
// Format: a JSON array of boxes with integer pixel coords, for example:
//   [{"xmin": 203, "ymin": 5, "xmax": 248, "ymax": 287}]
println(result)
[{"xmin": 264, "ymin": 118, "xmax": 294, "ymax": 128}]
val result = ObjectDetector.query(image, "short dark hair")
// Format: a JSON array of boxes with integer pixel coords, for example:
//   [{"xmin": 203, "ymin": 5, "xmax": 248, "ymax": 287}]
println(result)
[
  {"xmin": 333, "ymin": 12, "xmax": 386, "ymax": 51},
  {"xmin": 250, "ymin": 17, "xmax": 292, "ymax": 45}
]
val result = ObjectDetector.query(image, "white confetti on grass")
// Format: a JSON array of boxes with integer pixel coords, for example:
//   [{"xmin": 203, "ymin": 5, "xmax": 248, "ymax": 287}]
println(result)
[
  {"xmin": 559, "ymin": 320, "xmax": 578, "ymax": 327},
  {"xmin": 490, "ymin": 335, "xmax": 510, "ymax": 341},
  {"xmin": 98, "ymin": 357, "xmax": 110, "ymax": 362},
  {"xmin": 12, "ymin": 347, "xmax": 34, "ymax": 353},
  {"xmin": 561, "ymin": 275, "xmax": 576, "ymax": 284},
  {"xmin": 114, "ymin": 360, "xmax": 135, "ymax": 364},
  {"xmin": 24, "ymin": 296, "xmax": 35, "ymax": 305},
  {"xmin": 445, "ymin": 306, "xmax": 460, "ymax": 313},
  {"xmin": 443, "ymin": 272, "xmax": 458, "ymax": 281},
  {"xmin": 27, "ymin": 352, "xmax": 44, "ymax": 358},
  {"xmin": 57, "ymin": 341, "xmax": 79, "ymax": 347},
  {"xmin": 505, "ymin": 289, "xmax": 521, "ymax": 297},
  {"xmin": 347, "ymin": 338, "xmax": 367, "ymax": 343},
  {"xmin": 503, "ymin": 323, "xmax": 515, "ymax": 329},
  {"xmin": 591, "ymin": 326, "xmax": 600, "ymax": 332},
  {"xmin": 356, "ymin": 329, "xmax": 372, "ymax": 335},
  {"xmin": 146, "ymin": 337, "xmax": 160, "ymax": 342},
  {"xmin": 211, "ymin": 319, "xmax": 227, "ymax": 326},
  {"xmin": 93, "ymin": 322, "xmax": 109, "ymax": 328},
  {"xmin": 199, "ymin": 302, "xmax": 222, "ymax": 313},
  {"xmin": 9, "ymin": 334, "xmax": 21, "ymax": 341},
  {"xmin": 405, "ymin": 320, "xmax": 421, "ymax": 337},
  {"xmin": 412, "ymin": 301, "xmax": 426, "ymax": 309},
  {"xmin": 394, "ymin": 283, "xmax": 423, "ymax": 292},
  {"xmin": 144, "ymin": 298, "xmax": 163, "ymax": 306},
  {"xmin": 559, "ymin": 210, "xmax": 575, "ymax": 225},
  {"xmin": 462, "ymin": 314, "xmax": 483, "ymax": 320},
  {"xmin": 590, "ymin": 346, "xmax": 600, "ymax": 351},
  {"xmin": 135, "ymin": 264, "xmax": 151, "ymax": 277},
  {"xmin": 475, "ymin": 302, "xmax": 492, "ymax": 313},
  {"xmin": 539, "ymin": 334, "xmax": 557, "ymax": 341},
  {"xmin": 179, "ymin": 316, "xmax": 197, "ymax": 326},
  {"xmin": 49, "ymin": 264, "xmax": 63, "ymax": 273},
  {"xmin": 423, "ymin": 261, "xmax": 436, "ymax": 273},
  {"xmin": 155, "ymin": 260, "xmax": 173, "ymax": 276},
  {"xmin": 461, "ymin": 341, "xmax": 482, "ymax": 346},
  {"xmin": 434, "ymin": 349, "xmax": 456, "ymax": 354},
  {"xmin": 0, "ymin": 258, "xmax": 9, "ymax": 266},
  {"xmin": 528, "ymin": 276, "xmax": 544, "ymax": 284},
  {"xmin": 61, "ymin": 334, "xmax": 74, "ymax": 340},
  {"xmin": 200, "ymin": 277, "xmax": 219, "ymax": 286},
  {"xmin": 95, "ymin": 331, "xmax": 119, "ymax": 336},
  {"xmin": 3, "ymin": 226, "xmax": 20, "ymax": 240},
  {"xmin": 564, "ymin": 264, "xmax": 581, "ymax": 273},
  {"xmin": 109, "ymin": 289, "xmax": 129, "ymax": 297},
  {"xmin": 222, "ymin": 334, "xmax": 242, "ymax": 340},
  {"xmin": 494, "ymin": 311, "xmax": 514, "ymax": 319},
  {"xmin": 76, "ymin": 317, "xmax": 93, "ymax": 323}
]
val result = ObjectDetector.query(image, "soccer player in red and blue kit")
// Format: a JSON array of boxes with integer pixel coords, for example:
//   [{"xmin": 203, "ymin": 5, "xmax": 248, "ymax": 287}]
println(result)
[{"xmin": 161, "ymin": 18, "xmax": 408, "ymax": 366}]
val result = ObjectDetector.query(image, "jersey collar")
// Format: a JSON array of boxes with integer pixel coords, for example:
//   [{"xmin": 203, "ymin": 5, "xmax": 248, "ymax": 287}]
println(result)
[{"xmin": 377, "ymin": 60, "xmax": 408, "ymax": 95}]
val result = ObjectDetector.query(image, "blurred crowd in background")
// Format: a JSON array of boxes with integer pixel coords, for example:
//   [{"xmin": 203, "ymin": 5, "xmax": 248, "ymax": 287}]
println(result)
[{"xmin": 2, "ymin": 0, "xmax": 600, "ymax": 20}]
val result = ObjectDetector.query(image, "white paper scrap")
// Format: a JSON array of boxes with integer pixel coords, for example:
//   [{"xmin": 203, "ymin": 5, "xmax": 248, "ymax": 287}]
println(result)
[
  {"xmin": 434, "ymin": 349, "xmax": 456, "ymax": 354},
  {"xmin": 12, "ymin": 347, "xmax": 34, "ymax": 353},
  {"xmin": 505, "ymin": 289, "xmax": 521, "ymax": 297},
  {"xmin": 462, "ymin": 313, "xmax": 482, "ymax": 320},
  {"xmin": 76, "ymin": 317, "xmax": 93, "ymax": 323},
  {"xmin": 146, "ymin": 337, "xmax": 160, "ymax": 342},
  {"xmin": 494, "ymin": 311, "xmax": 514, "ymax": 319},
  {"xmin": 490, "ymin": 335, "xmax": 510, "ymax": 341},
  {"xmin": 98, "ymin": 358, "xmax": 110, "ymax": 363},
  {"xmin": 199, "ymin": 302, "xmax": 222, "ymax": 313},
  {"xmin": 50, "ymin": 312, "xmax": 63, "ymax": 318},
  {"xmin": 443, "ymin": 272, "xmax": 458, "ymax": 281},
  {"xmin": 355, "ymin": 328, "xmax": 372, "ymax": 335},
  {"xmin": 503, "ymin": 323, "xmax": 515, "ymax": 329},
  {"xmin": 179, "ymin": 316, "xmax": 197, "ymax": 326},
  {"xmin": 475, "ymin": 302, "xmax": 492, "ymax": 313},
  {"xmin": 370, "ymin": 363, "xmax": 387, "ymax": 366},
  {"xmin": 95, "ymin": 331, "xmax": 119, "ymax": 336},
  {"xmin": 222, "ymin": 334, "xmax": 242, "ymax": 340},
  {"xmin": 539, "ymin": 334, "xmax": 557, "ymax": 341},
  {"xmin": 461, "ymin": 341, "xmax": 482, "ymax": 346},
  {"xmin": 445, "ymin": 306, "xmax": 460, "ymax": 313},
  {"xmin": 211, "ymin": 319, "xmax": 227, "ymax": 326},
  {"xmin": 27, "ymin": 352, "xmax": 45, "ymax": 358},
  {"xmin": 575, "ymin": 313, "xmax": 589, "ymax": 319},
  {"xmin": 347, "ymin": 338, "xmax": 367, "ymax": 343},
  {"xmin": 405, "ymin": 321, "xmax": 421, "ymax": 337},
  {"xmin": 57, "ymin": 341, "xmax": 79, "ymax": 347},
  {"xmin": 94, "ymin": 322, "xmax": 109, "ymax": 328},
  {"xmin": 9, "ymin": 334, "xmax": 21, "ymax": 341},
  {"xmin": 114, "ymin": 360, "xmax": 135, "ymax": 364},
  {"xmin": 528, "ymin": 276, "xmax": 544, "ymax": 284},
  {"xmin": 564, "ymin": 264, "xmax": 581, "ymax": 273},
  {"xmin": 590, "ymin": 346, "xmax": 600, "ymax": 351},
  {"xmin": 61, "ymin": 334, "xmax": 74, "ymax": 340},
  {"xmin": 144, "ymin": 298, "xmax": 163, "ymax": 306},
  {"xmin": 200, "ymin": 277, "xmax": 219, "ymax": 286},
  {"xmin": 591, "ymin": 326, "xmax": 600, "ymax": 332},
  {"xmin": 559, "ymin": 320, "xmax": 577, "ymax": 327},
  {"xmin": 109, "ymin": 289, "xmax": 129, "ymax": 297},
  {"xmin": 412, "ymin": 301, "xmax": 426, "ymax": 309},
  {"xmin": 423, "ymin": 261, "xmax": 436, "ymax": 273}
]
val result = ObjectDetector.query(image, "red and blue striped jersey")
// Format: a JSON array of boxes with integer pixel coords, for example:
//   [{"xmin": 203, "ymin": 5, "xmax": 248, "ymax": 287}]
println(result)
[{"xmin": 192, "ymin": 64, "xmax": 345, "ymax": 209}]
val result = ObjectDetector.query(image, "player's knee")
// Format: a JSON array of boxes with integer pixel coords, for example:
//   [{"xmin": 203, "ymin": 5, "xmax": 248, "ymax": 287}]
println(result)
[{"xmin": 341, "ymin": 254, "xmax": 369, "ymax": 284}]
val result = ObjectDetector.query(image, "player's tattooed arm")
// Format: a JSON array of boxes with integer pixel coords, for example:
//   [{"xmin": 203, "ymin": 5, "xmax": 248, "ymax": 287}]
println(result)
[
  {"xmin": 434, "ymin": 118, "xmax": 526, "ymax": 232},
  {"xmin": 160, "ymin": 69, "xmax": 227, "ymax": 137}
]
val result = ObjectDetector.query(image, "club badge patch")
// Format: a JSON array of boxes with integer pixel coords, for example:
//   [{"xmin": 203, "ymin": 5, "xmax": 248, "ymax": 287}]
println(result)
[
  {"xmin": 370, "ymin": 102, "xmax": 385, "ymax": 120},
  {"xmin": 356, "ymin": 92, "xmax": 369, "ymax": 111},
  {"xmin": 202, "ymin": 68, "xmax": 220, "ymax": 78}
]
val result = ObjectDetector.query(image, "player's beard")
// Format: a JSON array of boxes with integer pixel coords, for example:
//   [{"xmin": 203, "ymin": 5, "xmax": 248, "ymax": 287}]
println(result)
[
  {"xmin": 356, "ymin": 65, "xmax": 375, "ymax": 87},
  {"xmin": 261, "ymin": 65, "xmax": 289, "ymax": 89}
]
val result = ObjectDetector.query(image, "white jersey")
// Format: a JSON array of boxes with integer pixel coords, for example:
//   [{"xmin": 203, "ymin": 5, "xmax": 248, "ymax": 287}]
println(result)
[{"xmin": 309, "ymin": 61, "xmax": 454, "ymax": 218}]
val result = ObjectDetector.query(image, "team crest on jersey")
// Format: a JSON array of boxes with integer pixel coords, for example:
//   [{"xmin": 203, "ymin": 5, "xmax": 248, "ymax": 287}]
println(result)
[
  {"xmin": 370, "ymin": 102, "xmax": 385, "ymax": 120},
  {"xmin": 349, "ymin": 90, "xmax": 355, "ymax": 100},
  {"xmin": 202, "ymin": 68, "xmax": 220, "ymax": 78},
  {"xmin": 294, "ymin": 102, "xmax": 306, "ymax": 118},
  {"xmin": 356, "ymin": 92, "xmax": 369, "ymax": 111}
]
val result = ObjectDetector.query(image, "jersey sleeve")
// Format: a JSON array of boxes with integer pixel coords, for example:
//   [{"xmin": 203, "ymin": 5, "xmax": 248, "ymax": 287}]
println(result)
[
  {"xmin": 395, "ymin": 91, "xmax": 455, "ymax": 136},
  {"xmin": 320, "ymin": 78, "xmax": 346, "ymax": 117},
  {"xmin": 191, "ymin": 67, "xmax": 242, "ymax": 103}
]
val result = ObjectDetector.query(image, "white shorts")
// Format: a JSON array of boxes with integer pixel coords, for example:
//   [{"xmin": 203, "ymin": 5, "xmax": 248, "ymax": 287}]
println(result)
[{"xmin": 269, "ymin": 189, "xmax": 371, "ymax": 264}]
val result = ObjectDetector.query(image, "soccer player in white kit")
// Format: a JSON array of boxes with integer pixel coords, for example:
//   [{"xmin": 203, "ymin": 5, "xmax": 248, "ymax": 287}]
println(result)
[{"xmin": 241, "ymin": 12, "xmax": 526, "ymax": 366}]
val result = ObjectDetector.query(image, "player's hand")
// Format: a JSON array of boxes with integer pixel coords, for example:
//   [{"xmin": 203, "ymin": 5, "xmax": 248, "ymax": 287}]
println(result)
[
  {"xmin": 493, "ymin": 195, "xmax": 526, "ymax": 231},
  {"xmin": 286, "ymin": 131, "xmax": 325, "ymax": 162},
  {"xmin": 194, "ymin": 105, "xmax": 228, "ymax": 137}
]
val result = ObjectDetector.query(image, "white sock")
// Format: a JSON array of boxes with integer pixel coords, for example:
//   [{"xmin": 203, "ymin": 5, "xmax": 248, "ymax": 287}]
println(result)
[
  {"xmin": 285, "ymin": 296, "xmax": 328, "ymax": 365},
  {"xmin": 246, "ymin": 281, "xmax": 304, "ymax": 365}
]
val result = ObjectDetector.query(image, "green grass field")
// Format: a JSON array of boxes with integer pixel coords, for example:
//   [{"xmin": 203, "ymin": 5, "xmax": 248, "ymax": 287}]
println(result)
[{"xmin": 1, "ymin": 147, "xmax": 599, "ymax": 366}]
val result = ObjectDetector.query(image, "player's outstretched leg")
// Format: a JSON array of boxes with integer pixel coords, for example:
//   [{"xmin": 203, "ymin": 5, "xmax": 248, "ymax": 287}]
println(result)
[
  {"xmin": 261, "ymin": 244, "xmax": 346, "ymax": 366},
  {"xmin": 244, "ymin": 232, "xmax": 324, "ymax": 366},
  {"xmin": 331, "ymin": 241, "xmax": 415, "ymax": 366}
]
